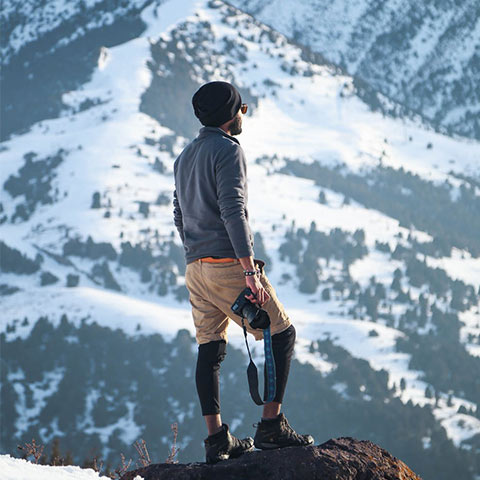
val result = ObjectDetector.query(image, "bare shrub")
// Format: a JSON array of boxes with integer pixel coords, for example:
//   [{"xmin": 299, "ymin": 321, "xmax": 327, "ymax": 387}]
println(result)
[{"xmin": 165, "ymin": 422, "xmax": 180, "ymax": 464}]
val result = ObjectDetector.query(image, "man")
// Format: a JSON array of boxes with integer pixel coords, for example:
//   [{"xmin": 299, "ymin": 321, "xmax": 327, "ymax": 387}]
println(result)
[{"xmin": 173, "ymin": 81, "xmax": 314, "ymax": 464}]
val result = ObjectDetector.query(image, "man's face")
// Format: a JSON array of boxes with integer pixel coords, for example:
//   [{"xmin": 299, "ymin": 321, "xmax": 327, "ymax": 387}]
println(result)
[{"xmin": 229, "ymin": 111, "xmax": 242, "ymax": 135}]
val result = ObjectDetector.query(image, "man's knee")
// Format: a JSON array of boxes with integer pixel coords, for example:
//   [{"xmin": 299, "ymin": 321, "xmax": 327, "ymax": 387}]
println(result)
[
  {"xmin": 196, "ymin": 339, "xmax": 227, "ymax": 371},
  {"xmin": 195, "ymin": 340, "xmax": 226, "ymax": 416}
]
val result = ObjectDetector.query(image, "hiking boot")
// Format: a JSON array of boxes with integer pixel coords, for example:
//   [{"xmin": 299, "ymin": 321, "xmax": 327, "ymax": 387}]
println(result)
[
  {"xmin": 253, "ymin": 413, "xmax": 314, "ymax": 450},
  {"xmin": 204, "ymin": 424, "xmax": 254, "ymax": 464}
]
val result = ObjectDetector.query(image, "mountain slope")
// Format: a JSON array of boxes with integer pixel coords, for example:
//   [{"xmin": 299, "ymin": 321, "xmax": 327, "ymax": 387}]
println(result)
[
  {"xmin": 228, "ymin": 0, "xmax": 480, "ymax": 141},
  {"xmin": 0, "ymin": 0, "xmax": 157, "ymax": 141},
  {"xmin": 1, "ymin": 0, "xmax": 480, "ymax": 478}
]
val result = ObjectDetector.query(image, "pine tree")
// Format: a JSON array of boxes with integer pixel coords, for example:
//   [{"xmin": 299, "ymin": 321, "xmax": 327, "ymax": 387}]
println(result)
[
  {"xmin": 425, "ymin": 385, "xmax": 433, "ymax": 399},
  {"xmin": 318, "ymin": 190, "xmax": 327, "ymax": 204},
  {"xmin": 91, "ymin": 192, "xmax": 101, "ymax": 209}
]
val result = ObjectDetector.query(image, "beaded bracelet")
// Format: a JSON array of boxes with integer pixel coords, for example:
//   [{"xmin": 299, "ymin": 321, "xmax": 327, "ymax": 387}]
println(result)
[{"xmin": 243, "ymin": 269, "xmax": 260, "ymax": 276}]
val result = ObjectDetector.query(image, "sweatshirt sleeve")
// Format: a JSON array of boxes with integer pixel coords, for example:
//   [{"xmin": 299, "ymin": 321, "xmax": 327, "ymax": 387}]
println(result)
[
  {"xmin": 215, "ymin": 144, "xmax": 254, "ymax": 258},
  {"xmin": 173, "ymin": 189, "xmax": 185, "ymax": 244}
]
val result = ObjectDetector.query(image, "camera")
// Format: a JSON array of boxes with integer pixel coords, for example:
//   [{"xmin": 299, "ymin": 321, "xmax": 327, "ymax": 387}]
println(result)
[{"xmin": 231, "ymin": 287, "xmax": 271, "ymax": 330}]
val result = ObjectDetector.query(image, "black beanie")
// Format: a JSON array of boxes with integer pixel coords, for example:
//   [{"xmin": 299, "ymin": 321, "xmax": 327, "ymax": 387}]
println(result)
[{"xmin": 192, "ymin": 81, "xmax": 242, "ymax": 127}]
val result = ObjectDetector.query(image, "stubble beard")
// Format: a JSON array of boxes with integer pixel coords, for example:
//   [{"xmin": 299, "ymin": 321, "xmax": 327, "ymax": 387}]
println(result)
[{"xmin": 229, "ymin": 115, "xmax": 242, "ymax": 135}]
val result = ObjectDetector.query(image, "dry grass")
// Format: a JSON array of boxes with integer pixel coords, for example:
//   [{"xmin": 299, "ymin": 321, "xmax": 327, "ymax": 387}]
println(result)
[
  {"xmin": 14, "ymin": 421, "xmax": 182, "ymax": 477},
  {"xmin": 165, "ymin": 422, "xmax": 180, "ymax": 464},
  {"xmin": 17, "ymin": 438, "xmax": 45, "ymax": 464},
  {"xmin": 134, "ymin": 439, "xmax": 151, "ymax": 467},
  {"xmin": 113, "ymin": 453, "xmax": 132, "ymax": 478}
]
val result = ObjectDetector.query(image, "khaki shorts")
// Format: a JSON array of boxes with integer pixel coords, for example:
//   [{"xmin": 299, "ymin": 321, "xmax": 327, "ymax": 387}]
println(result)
[{"xmin": 185, "ymin": 258, "xmax": 292, "ymax": 344}]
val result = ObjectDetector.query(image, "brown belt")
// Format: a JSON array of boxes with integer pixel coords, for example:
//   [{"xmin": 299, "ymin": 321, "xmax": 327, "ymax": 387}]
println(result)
[{"xmin": 197, "ymin": 256, "xmax": 238, "ymax": 263}]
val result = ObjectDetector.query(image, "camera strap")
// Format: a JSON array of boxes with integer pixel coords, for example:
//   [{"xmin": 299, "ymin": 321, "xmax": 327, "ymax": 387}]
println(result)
[{"xmin": 241, "ymin": 317, "xmax": 276, "ymax": 405}]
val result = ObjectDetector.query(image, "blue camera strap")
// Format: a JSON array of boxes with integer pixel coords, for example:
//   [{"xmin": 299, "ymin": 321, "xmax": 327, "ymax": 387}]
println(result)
[{"xmin": 241, "ymin": 317, "xmax": 276, "ymax": 405}]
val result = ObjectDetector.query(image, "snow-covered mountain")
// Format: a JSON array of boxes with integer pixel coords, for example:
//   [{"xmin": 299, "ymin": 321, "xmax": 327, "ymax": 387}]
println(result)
[
  {"xmin": 0, "ymin": 0, "xmax": 155, "ymax": 141},
  {"xmin": 1, "ymin": 0, "xmax": 480, "ymax": 478},
  {"xmin": 229, "ymin": 0, "xmax": 480, "ymax": 141}
]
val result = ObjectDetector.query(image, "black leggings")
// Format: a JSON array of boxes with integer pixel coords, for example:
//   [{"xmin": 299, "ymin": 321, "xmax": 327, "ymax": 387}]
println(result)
[{"xmin": 195, "ymin": 324, "xmax": 296, "ymax": 415}]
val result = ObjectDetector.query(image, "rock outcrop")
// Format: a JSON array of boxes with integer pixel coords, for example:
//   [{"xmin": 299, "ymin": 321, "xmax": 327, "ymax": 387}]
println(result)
[{"xmin": 120, "ymin": 436, "xmax": 422, "ymax": 480}]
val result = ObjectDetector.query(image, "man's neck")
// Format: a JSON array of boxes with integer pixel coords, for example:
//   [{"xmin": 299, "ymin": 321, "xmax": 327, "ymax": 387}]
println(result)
[
  {"xmin": 198, "ymin": 126, "xmax": 240, "ymax": 144},
  {"xmin": 219, "ymin": 125, "xmax": 232, "ymax": 136}
]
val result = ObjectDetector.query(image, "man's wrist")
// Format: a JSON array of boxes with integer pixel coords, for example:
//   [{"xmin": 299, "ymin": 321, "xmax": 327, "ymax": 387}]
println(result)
[
  {"xmin": 243, "ymin": 268, "xmax": 260, "ymax": 277},
  {"xmin": 238, "ymin": 255, "xmax": 255, "ymax": 271},
  {"xmin": 237, "ymin": 255, "xmax": 260, "ymax": 277}
]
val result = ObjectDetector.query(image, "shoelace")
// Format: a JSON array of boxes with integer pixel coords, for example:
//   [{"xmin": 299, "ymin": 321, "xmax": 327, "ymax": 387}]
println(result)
[
  {"xmin": 281, "ymin": 417, "xmax": 293, "ymax": 433},
  {"xmin": 280, "ymin": 417, "xmax": 303, "ymax": 440}
]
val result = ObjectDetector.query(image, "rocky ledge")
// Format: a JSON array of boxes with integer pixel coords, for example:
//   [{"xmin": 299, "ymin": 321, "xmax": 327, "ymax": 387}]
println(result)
[{"xmin": 120, "ymin": 436, "xmax": 422, "ymax": 480}]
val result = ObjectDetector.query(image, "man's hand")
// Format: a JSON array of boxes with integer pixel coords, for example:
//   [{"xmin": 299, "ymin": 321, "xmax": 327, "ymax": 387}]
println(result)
[
  {"xmin": 244, "ymin": 275, "xmax": 270, "ymax": 306},
  {"xmin": 237, "ymin": 255, "xmax": 270, "ymax": 306}
]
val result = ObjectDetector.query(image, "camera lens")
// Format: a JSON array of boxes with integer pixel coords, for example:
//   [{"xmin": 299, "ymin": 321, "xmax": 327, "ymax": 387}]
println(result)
[
  {"xmin": 230, "ymin": 287, "xmax": 270, "ymax": 330},
  {"xmin": 249, "ymin": 309, "xmax": 270, "ymax": 330},
  {"xmin": 241, "ymin": 302, "xmax": 259, "ymax": 325}
]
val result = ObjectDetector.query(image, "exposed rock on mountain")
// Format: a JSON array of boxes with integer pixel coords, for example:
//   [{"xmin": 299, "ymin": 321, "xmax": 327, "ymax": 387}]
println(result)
[{"xmin": 121, "ymin": 437, "xmax": 422, "ymax": 480}]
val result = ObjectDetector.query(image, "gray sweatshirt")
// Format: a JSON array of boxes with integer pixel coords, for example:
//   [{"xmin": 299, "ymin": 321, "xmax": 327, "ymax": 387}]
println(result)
[{"xmin": 173, "ymin": 126, "xmax": 254, "ymax": 264}]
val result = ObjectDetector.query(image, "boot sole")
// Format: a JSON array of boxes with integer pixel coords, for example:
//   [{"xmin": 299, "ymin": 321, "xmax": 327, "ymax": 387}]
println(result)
[
  {"xmin": 255, "ymin": 440, "xmax": 314, "ymax": 450},
  {"xmin": 206, "ymin": 454, "xmax": 229, "ymax": 464},
  {"xmin": 255, "ymin": 441, "xmax": 281, "ymax": 450},
  {"xmin": 207, "ymin": 445, "xmax": 254, "ymax": 463},
  {"xmin": 230, "ymin": 445, "xmax": 255, "ymax": 458}
]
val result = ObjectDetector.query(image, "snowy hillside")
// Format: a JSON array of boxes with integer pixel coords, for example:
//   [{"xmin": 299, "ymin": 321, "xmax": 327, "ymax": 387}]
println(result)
[
  {"xmin": 1, "ymin": 0, "xmax": 152, "ymax": 64},
  {"xmin": 1, "ymin": 0, "xmax": 480, "ymax": 478},
  {"xmin": 0, "ymin": 454, "xmax": 112, "ymax": 480},
  {"xmin": 229, "ymin": 0, "xmax": 480, "ymax": 141}
]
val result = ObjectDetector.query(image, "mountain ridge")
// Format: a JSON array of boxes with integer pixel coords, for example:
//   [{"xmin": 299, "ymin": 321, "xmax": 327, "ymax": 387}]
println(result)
[{"xmin": 227, "ymin": 0, "xmax": 480, "ymax": 141}]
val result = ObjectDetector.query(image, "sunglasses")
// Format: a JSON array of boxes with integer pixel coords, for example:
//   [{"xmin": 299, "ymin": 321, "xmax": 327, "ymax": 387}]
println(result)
[{"xmin": 240, "ymin": 103, "xmax": 248, "ymax": 114}]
